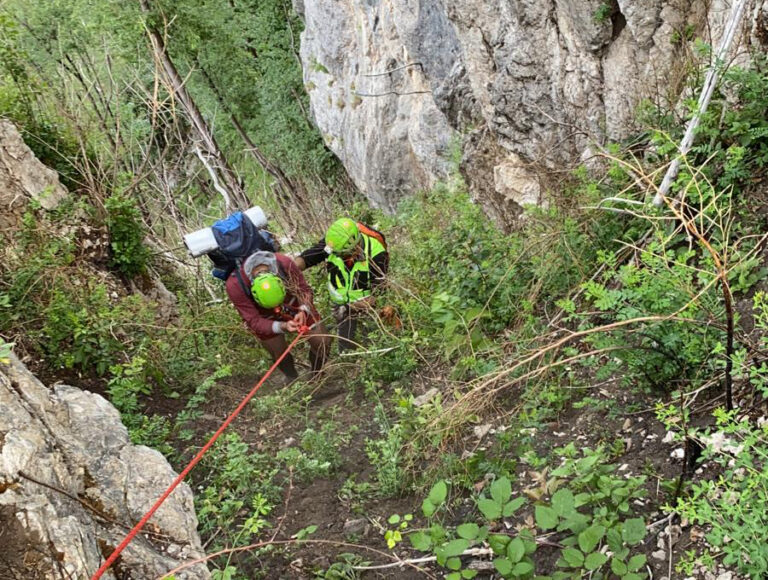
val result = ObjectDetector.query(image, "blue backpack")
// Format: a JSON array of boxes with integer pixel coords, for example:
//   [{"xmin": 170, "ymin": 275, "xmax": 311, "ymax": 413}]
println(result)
[{"xmin": 208, "ymin": 211, "xmax": 277, "ymax": 281}]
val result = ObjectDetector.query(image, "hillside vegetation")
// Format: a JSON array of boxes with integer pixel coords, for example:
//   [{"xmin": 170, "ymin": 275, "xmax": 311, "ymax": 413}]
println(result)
[{"xmin": 2, "ymin": 2, "xmax": 768, "ymax": 579}]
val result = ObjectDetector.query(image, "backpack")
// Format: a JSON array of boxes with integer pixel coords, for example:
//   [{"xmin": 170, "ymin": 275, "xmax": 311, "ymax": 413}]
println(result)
[
  {"xmin": 357, "ymin": 222, "xmax": 387, "ymax": 250},
  {"xmin": 208, "ymin": 211, "xmax": 277, "ymax": 281}
]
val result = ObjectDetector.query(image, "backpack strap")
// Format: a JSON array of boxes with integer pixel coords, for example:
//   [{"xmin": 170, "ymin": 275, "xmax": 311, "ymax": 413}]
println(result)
[
  {"xmin": 233, "ymin": 259, "xmax": 252, "ymax": 298},
  {"xmin": 356, "ymin": 222, "xmax": 387, "ymax": 250}
]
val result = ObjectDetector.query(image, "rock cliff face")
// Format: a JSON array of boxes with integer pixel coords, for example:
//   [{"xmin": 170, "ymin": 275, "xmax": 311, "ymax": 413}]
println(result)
[
  {"xmin": 0, "ymin": 119, "xmax": 68, "ymax": 237},
  {"xmin": 0, "ymin": 354, "xmax": 209, "ymax": 579},
  {"xmin": 298, "ymin": 0, "xmax": 767, "ymax": 224}
]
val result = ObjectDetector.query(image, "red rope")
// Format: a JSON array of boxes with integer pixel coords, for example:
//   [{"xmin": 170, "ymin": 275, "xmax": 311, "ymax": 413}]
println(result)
[{"xmin": 91, "ymin": 328, "xmax": 309, "ymax": 580}]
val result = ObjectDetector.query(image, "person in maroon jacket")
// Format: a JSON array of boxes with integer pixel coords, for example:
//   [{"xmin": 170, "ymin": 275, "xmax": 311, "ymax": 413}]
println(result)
[{"xmin": 225, "ymin": 251, "xmax": 329, "ymax": 381}]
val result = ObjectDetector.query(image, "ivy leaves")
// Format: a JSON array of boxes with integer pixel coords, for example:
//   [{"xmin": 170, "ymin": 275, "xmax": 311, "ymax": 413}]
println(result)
[
  {"xmin": 488, "ymin": 529, "xmax": 537, "ymax": 578},
  {"xmin": 422, "ymin": 479, "xmax": 448, "ymax": 517},
  {"xmin": 477, "ymin": 477, "xmax": 525, "ymax": 521},
  {"xmin": 404, "ymin": 447, "xmax": 650, "ymax": 580}
]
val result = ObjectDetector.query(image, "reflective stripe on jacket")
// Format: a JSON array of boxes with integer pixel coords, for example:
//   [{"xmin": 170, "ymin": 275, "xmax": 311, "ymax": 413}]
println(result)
[{"xmin": 326, "ymin": 233, "xmax": 386, "ymax": 305}]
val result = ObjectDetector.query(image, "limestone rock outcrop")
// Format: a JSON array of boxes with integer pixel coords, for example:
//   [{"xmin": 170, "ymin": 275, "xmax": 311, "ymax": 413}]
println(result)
[
  {"xmin": 0, "ymin": 354, "xmax": 209, "ymax": 579},
  {"xmin": 0, "ymin": 119, "xmax": 68, "ymax": 237},
  {"xmin": 298, "ymin": 0, "xmax": 767, "ymax": 224}
]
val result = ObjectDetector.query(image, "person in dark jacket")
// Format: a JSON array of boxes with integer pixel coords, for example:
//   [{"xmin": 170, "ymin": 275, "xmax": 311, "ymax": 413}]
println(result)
[
  {"xmin": 294, "ymin": 218, "xmax": 388, "ymax": 351},
  {"xmin": 226, "ymin": 251, "xmax": 329, "ymax": 381}
]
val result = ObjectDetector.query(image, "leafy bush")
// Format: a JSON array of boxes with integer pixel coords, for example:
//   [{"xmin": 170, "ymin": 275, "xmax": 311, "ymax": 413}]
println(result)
[
  {"xmin": 673, "ymin": 292, "xmax": 768, "ymax": 577},
  {"xmin": 277, "ymin": 422, "xmax": 349, "ymax": 482},
  {"xmin": 107, "ymin": 354, "xmax": 151, "ymax": 416},
  {"xmin": 577, "ymin": 235, "xmax": 725, "ymax": 392},
  {"xmin": 364, "ymin": 388, "xmax": 448, "ymax": 496},
  {"xmin": 365, "ymin": 402, "xmax": 405, "ymax": 497},
  {"xmin": 0, "ymin": 338, "xmax": 13, "ymax": 363},
  {"xmin": 0, "ymin": 14, "xmax": 85, "ymax": 190},
  {"xmin": 675, "ymin": 410, "xmax": 768, "ymax": 577},
  {"xmin": 391, "ymin": 174, "xmax": 640, "ymax": 370},
  {"xmin": 128, "ymin": 414, "xmax": 173, "ymax": 455},
  {"xmin": 42, "ymin": 285, "xmax": 153, "ymax": 375},
  {"xmin": 174, "ymin": 365, "xmax": 233, "ymax": 440},
  {"xmin": 404, "ymin": 445, "xmax": 648, "ymax": 580},
  {"xmin": 299, "ymin": 422, "xmax": 345, "ymax": 472},
  {"xmin": 105, "ymin": 194, "xmax": 149, "ymax": 277},
  {"xmin": 196, "ymin": 433, "xmax": 280, "ymax": 546}
]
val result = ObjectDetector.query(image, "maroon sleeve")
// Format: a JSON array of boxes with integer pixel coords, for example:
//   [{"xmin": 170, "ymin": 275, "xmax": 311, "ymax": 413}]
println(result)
[
  {"xmin": 225, "ymin": 272, "xmax": 276, "ymax": 337},
  {"xmin": 278, "ymin": 254, "xmax": 314, "ymax": 306}
]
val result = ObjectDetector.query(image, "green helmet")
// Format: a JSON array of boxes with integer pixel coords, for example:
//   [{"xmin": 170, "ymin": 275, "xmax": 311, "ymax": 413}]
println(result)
[
  {"xmin": 325, "ymin": 218, "xmax": 360, "ymax": 255},
  {"xmin": 251, "ymin": 273, "xmax": 286, "ymax": 308}
]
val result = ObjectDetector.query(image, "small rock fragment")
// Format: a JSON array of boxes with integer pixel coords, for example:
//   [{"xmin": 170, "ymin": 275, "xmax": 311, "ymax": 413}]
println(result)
[
  {"xmin": 310, "ymin": 556, "xmax": 330, "ymax": 569},
  {"xmin": 473, "ymin": 424, "xmax": 492, "ymax": 439},
  {"xmin": 343, "ymin": 518, "xmax": 368, "ymax": 537},
  {"xmin": 467, "ymin": 560, "xmax": 495, "ymax": 571},
  {"xmin": 413, "ymin": 388, "xmax": 438, "ymax": 407},
  {"xmin": 665, "ymin": 524, "xmax": 682, "ymax": 546}
]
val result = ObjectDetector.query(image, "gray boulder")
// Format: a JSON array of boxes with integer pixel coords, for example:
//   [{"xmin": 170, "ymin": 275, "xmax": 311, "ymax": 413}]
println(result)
[
  {"xmin": 0, "ymin": 119, "xmax": 68, "ymax": 239},
  {"xmin": 0, "ymin": 353, "xmax": 209, "ymax": 579}
]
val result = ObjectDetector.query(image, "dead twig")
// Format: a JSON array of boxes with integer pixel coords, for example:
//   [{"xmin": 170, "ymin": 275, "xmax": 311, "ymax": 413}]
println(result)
[
  {"xmin": 157, "ymin": 539, "xmax": 438, "ymax": 579},
  {"xmin": 269, "ymin": 467, "xmax": 294, "ymax": 542},
  {"xmin": 352, "ymin": 547, "xmax": 492, "ymax": 571}
]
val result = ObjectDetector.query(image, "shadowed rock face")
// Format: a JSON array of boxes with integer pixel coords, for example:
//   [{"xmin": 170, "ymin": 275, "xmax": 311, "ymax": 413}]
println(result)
[
  {"xmin": 298, "ymin": 0, "xmax": 765, "ymax": 225},
  {"xmin": 0, "ymin": 354, "xmax": 209, "ymax": 579}
]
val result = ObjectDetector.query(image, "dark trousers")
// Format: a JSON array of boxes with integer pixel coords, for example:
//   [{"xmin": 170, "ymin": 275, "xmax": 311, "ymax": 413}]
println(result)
[
  {"xmin": 260, "ymin": 322, "xmax": 330, "ymax": 379},
  {"xmin": 335, "ymin": 309, "xmax": 369, "ymax": 353}
]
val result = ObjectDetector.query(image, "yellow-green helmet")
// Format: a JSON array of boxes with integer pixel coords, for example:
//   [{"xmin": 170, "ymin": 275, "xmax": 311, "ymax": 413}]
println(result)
[
  {"xmin": 325, "ymin": 218, "xmax": 360, "ymax": 255},
  {"xmin": 251, "ymin": 273, "xmax": 286, "ymax": 308}
]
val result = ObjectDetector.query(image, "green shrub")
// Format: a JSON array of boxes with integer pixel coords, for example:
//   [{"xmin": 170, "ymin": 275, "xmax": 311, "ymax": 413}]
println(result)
[
  {"xmin": 365, "ymin": 401, "xmax": 406, "ymax": 496},
  {"xmin": 404, "ymin": 446, "xmax": 648, "ymax": 580},
  {"xmin": 675, "ymin": 410, "xmax": 768, "ymax": 577},
  {"xmin": 42, "ymin": 285, "xmax": 152, "ymax": 375},
  {"xmin": 299, "ymin": 422, "xmax": 345, "ymax": 471},
  {"xmin": 0, "ymin": 337, "xmax": 13, "ymax": 363},
  {"xmin": 128, "ymin": 415, "xmax": 173, "ymax": 455},
  {"xmin": 391, "ymin": 175, "xmax": 640, "ymax": 369},
  {"xmin": 593, "ymin": 2, "xmax": 612, "ymax": 23},
  {"xmin": 276, "ymin": 422, "xmax": 349, "ymax": 483},
  {"xmin": 672, "ymin": 292, "xmax": 768, "ymax": 576},
  {"xmin": 196, "ymin": 433, "xmax": 280, "ymax": 547},
  {"xmin": 105, "ymin": 194, "xmax": 149, "ymax": 277},
  {"xmin": 578, "ymin": 235, "xmax": 725, "ymax": 391},
  {"xmin": 107, "ymin": 354, "xmax": 151, "ymax": 415}
]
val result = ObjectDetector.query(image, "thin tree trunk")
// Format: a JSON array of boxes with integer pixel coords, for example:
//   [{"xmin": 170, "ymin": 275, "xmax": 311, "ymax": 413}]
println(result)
[
  {"xmin": 722, "ymin": 279, "xmax": 735, "ymax": 411},
  {"xmin": 230, "ymin": 115, "xmax": 301, "ymax": 207},
  {"xmin": 195, "ymin": 61, "xmax": 305, "ymax": 232},
  {"xmin": 139, "ymin": 0, "xmax": 249, "ymax": 210},
  {"xmin": 61, "ymin": 54, "xmax": 118, "ymax": 151},
  {"xmin": 194, "ymin": 145, "xmax": 232, "ymax": 213}
]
